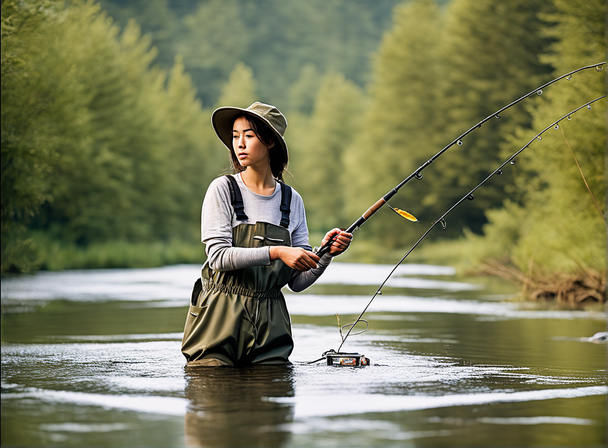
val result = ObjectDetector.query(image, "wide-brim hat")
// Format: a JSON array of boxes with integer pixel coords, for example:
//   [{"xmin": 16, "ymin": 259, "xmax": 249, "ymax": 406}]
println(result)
[{"xmin": 211, "ymin": 101, "xmax": 289, "ymax": 164}]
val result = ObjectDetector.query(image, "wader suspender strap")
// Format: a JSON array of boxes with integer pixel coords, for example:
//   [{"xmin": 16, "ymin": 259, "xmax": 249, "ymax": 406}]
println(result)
[
  {"xmin": 225, "ymin": 175, "xmax": 292, "ymax": 228},
  {"xmin": 225, "ymin": 175, "xmax": 248, "ymax": 221},
  {"xmin": 279, "ymin": 181, "xmax": 292, "ymax": 229}
]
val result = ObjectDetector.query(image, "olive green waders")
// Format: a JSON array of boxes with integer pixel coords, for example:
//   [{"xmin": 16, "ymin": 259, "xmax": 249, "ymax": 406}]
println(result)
[{"xmin": 181, "ymin": 222, "xmax": 295, "ymax": 366}]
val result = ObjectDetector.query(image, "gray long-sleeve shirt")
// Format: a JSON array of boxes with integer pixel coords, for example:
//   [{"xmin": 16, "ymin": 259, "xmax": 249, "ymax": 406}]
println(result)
[{"xmin": 201, "ymin": 173, "xmax": 331, "ymax": 292}]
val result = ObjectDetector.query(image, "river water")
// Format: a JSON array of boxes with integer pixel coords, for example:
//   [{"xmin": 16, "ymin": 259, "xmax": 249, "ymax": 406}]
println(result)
[{"xmin": 1, "ymin": 263, "xmax": 606, "ymax": 447}]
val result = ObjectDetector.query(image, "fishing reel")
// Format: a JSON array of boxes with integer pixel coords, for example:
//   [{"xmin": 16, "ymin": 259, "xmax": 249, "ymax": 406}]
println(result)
[{"xmin": 322, "ymin": 349, "xmax": 370, "ymax": 367}]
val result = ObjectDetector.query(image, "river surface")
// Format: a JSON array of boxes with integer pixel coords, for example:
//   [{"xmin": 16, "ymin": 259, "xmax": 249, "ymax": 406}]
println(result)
[{"xmin": 1, "ymin": 263, "xmax": 606, "ymax": 447}]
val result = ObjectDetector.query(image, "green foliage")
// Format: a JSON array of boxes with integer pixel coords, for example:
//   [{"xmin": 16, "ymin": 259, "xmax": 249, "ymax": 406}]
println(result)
[
  {"xmin": 342, "ymin": 0, "xmax": 560, "ymax": 254},
  {"xmin": 288, "ymin": 64, "xmax": 322, "ymax": 114},
  {"xmin": 216, "ymin": 62, "xmax": 258, "ymax": 109},
  {"xmin": 343, "ymin": 0, "xmax": 444, "ymax": 247},
  {"xmin": 1, "ymin": 0, "xmax": 214, "ymax": 271},
  {"xmin": 28, "ymin": 232, "xmax": 205, "ymax": 271},
  {"xmin": 467, "ymin": 0, "xmax": 606, "ymax": 275},
  {"xmin": 178, "ymin": 0, "xmax": 249, "ymax": 105},
  {"xmin": 289, "ymin": 72, "xmax": 365, "ymax": 233},
  {"xmin": 2, "ymin": 0, "xmax": 94, "ymax": 270},
  {"xmin": 419, "ymin": 0, "xmax": 554, "ymax": 236},
  {"xmin": 99, "ymin": 0, "xmax": 401, "ymax": 107},
  {"xmin": 94, "ymin": 0, "xmax": 181, "ymax": 70},
  {"xmin": 2, "ymin": 0, "xmax": 605, "ymax": 278}
]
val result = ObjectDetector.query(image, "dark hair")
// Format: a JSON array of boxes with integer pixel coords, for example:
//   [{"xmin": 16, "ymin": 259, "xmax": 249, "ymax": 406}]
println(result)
[{"xmin": 229, "ymin": 113, "xmax": 288, "ymax": 181}]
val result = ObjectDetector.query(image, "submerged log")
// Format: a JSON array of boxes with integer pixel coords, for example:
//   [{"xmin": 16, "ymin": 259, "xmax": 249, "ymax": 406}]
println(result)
[{"xmin": 479, "ymin": 260, "xmax": 605, "ymax": 305}]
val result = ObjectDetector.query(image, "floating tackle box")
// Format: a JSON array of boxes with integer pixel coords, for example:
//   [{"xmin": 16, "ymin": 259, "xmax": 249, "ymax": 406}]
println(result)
[{"xmin": 325, "ymin": 352, "xmax": 370, "ymax": 367}]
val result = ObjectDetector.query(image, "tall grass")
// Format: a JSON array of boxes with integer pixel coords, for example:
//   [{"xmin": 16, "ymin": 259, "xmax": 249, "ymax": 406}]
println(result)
[{"xmin": 25, "ymin": 232, "xmax": 206, "ymax": 271}]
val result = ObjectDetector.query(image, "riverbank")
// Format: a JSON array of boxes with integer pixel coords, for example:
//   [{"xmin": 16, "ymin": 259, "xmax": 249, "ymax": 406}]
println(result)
[
  {"xmin": 3, "ymin": 234, "xmax": 606, "ymax": 308},
  {"xmin": 2, "ymin": 234, "xmax": 205, "ymax": 273},
  {"xmin": 479, "ymin": 260, "xmax": 605, "ymax": 306},
  {"xmin": 340, "ymin": 237, "xmax": 606, "ymax": 307}
]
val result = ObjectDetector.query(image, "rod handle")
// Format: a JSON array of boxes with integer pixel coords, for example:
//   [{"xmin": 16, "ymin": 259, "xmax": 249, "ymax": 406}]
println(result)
[
  {"xmin": 315, "ymin": 200, "xmax": 386, "ymax": 257},
  {"xmin": 362, "ymin": 198, "xmax": 386, "ymax": 219}
]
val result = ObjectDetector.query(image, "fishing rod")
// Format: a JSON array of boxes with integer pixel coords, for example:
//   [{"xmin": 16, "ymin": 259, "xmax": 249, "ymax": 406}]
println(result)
[
  {"xmin": 315, "ymin": 62, "xmax": 605, "ymax": 257},
  {"xmin": 333, "ymin": 94, "xmax": 606, "ymax": 355}
]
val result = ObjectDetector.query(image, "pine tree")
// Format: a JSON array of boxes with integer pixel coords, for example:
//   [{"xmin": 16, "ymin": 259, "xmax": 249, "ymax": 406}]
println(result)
[
  {"xmin": 470, "ymin": 0, "xmax": 606, "ymax": 275},
  {"xmin": 288, "ymin": 64, "xmax": 322, "ymax": 114},
  {"xmin": 163, "ymin": 55, "xmax": 219, "ymax": 242},
  {"xmin": 176, "ymin": 0, "xmax": 249, "ymax": 106},
  {"xmin": 216, "ymin": 63, "xmax": 258, "ymax": 109},
  {"xmin": 420, "ymin": 0, "xmax": 555, "ymax": 238},
  {"xmin": 343, "ymin": 0, "xmax": 443, "ymax": 249},
  {"xmin": 290, "ymin": 72, "xmax": 365, "ymax": 234}
]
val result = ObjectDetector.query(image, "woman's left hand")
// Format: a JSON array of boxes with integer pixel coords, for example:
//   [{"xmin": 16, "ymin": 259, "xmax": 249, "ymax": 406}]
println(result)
[{"xmin": 322, "ymin": 228, "xmax": 353, "ymax": 256}]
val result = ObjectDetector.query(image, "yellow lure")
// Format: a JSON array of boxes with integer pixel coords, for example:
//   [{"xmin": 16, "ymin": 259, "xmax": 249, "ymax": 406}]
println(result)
[{"xmin": 391, "ymin": 207, "xmax": 418, "ymax": 222}]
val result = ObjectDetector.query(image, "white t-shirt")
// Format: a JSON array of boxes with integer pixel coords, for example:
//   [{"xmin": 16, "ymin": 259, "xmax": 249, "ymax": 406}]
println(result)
[{"xmin": 201, "ymin": 173, "xmax": 330, "ymax": 292}]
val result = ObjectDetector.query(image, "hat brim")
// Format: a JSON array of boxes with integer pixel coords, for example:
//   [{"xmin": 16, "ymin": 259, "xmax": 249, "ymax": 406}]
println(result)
[{"xmin": 211, "ymin": 107, "xmax": 289, "ymax": 165}]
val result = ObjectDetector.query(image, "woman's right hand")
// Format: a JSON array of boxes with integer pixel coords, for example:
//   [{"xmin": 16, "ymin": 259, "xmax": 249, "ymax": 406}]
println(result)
[{"xmin": 269, "ymin": 246, "xmax": 320, "ymax": 271}]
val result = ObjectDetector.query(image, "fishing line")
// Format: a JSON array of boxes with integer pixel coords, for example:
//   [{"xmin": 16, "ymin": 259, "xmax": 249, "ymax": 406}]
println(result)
[
  {"xmin": 559, "ymin": 127, "xmax": 606, "ymax": 228},
  {"xmin": 315, "ymin": 62, "xmax": 605, "ymax": 257},
  {"xmin": 335, "ymin": 95, "xmax": 606, "ymax": 353}
]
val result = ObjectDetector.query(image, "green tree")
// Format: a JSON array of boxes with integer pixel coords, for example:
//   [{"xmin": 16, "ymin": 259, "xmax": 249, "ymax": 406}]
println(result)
[
  {"xmin": 35, "ymin": 14, "xmax": 169, "ymax": 245},
  {"xmin": 177, "ymin": 0, "xmax": 248, "ymax": 106},
  {"xmin": 290, "ymin": 72, "xmax": 365, "ymax": 234},
  {"xmin": 288, "ymin": 64, "xmax": 322, "ymax": 114},
  {"xmin": 343, "ymin": 0, "xmax": 444, "ymax": 249},
  {"xmin": 419, "ymin": 0, "xmax": 555, "ymax": 238},
  {"xmin": 216, "ymin": 62, "xmax": 258, "ymax": 109},
  {"xmin": 162, "ymin": 55, "xmax": 220, "ymax": 242},
  {"xmin": 1, "ymin": 0, "xmax": 216, "ymax": 271},
  {"xmin": 236, "ymin": 0, "xmax": 395, "ymax": 109},
  {"xmin": 98, "ymin": 0, "xmax": 180, "ymax": 70},
  {"xmin": 103, "ymin": 0, "xmax": 401, "ymax": 108},
  {"xmin": 1, "ymin": 0, "xmax": 94, "ymax": 270},
  {"xmin": 468, "ymin": 0, "xmax": 606, "ymax": 275}
]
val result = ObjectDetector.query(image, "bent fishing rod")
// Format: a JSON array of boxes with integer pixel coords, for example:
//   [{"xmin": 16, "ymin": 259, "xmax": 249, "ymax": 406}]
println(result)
[
  {"xmin": 315, "ymin": 62, "xmax": 605, "ymax": 257},
  {"xmin": 334, "ymin": 94, "xmax": 606, "ymax": 353}
]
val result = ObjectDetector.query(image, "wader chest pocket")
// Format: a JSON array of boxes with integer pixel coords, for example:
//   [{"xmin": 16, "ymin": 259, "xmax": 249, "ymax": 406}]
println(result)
[{"xmin": 253, "ymin": 235, "xmax": 284, "ymax": 244}]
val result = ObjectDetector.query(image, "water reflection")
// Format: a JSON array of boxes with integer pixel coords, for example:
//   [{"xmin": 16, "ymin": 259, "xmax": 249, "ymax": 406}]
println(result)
[
  {"xmin": 184, "ymin": 365, "xmax": 295, "ymax": 447},
  {"xmin": 1, "ymin": 263, "xmax": 606, "ymax": 447}
]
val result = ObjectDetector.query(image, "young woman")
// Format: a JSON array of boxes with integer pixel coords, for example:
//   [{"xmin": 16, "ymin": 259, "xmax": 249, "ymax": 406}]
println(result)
[{"xmin": 181, "ymin": 102, "xmax": 352, "ymax": 367}]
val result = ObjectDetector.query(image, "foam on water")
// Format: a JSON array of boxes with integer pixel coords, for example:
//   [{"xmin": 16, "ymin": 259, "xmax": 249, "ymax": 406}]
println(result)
[
  {"xmin": 286, "ymin": 293, "xmax": 604, "ymax": 320},
  {"xmin": 272, "ymin": 386, "xmax": 607, "ymax": 419},
  {"xmin": 2, "ymin": 387, "xmax": 188, "ymax": 416}
]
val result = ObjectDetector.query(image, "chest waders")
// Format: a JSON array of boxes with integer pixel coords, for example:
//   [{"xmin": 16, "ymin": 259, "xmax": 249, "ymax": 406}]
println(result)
[{"xmin": 181, "ymin": 176, "xmax": 295, "ymax": 366}]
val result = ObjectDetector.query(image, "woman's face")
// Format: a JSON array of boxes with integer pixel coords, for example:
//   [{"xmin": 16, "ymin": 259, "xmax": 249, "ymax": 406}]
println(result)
[{"xmin": 232, "ymin": 116, "xmax": 274, "ymax": 170}]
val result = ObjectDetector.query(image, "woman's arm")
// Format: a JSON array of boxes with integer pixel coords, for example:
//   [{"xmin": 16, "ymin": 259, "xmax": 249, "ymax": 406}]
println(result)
[
  {"xmin": 269, "ymin": 246, "xmax": 319, "ymax": 271},
  {"xmin": 287, "ymin": 228, "xmax": 352, "ymax": 292},
  {"xmin": 202, "ymin": 177, "xmax": 271, "ymax": 271},
  {"xmin": 287, "ymin": 252, "xmax": 332, "ymax": 292}
]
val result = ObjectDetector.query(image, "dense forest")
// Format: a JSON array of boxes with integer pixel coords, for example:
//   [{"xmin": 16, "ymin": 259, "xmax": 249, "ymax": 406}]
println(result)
[
  {"xmin": 2, "ymin": 0, "xmax": 606, "ymax": 300},
  {"xmin": 97, "ymin": 0, "xmax": 407, "ymax": 109}
]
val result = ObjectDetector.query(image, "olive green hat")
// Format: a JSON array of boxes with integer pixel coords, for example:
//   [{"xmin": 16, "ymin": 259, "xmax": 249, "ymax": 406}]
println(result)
[{"xmin": 211, "ymin": 101, "xmax": 289, "ymax": 164}]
